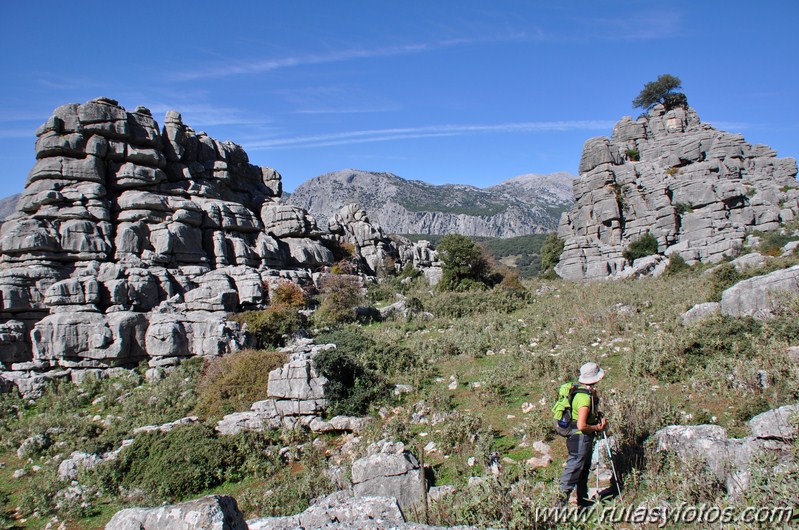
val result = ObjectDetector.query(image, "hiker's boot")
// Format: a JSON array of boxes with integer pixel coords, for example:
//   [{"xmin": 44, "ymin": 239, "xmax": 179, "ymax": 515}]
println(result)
[{"xmin": 557, "ymin": 490, "xmax": 571, "ymax": 508}]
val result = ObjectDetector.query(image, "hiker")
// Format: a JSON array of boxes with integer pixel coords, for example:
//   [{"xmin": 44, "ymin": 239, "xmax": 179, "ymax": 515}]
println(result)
[{"xmin": 558, "ymin": 361, "xmax": 606, "ymax": 508}]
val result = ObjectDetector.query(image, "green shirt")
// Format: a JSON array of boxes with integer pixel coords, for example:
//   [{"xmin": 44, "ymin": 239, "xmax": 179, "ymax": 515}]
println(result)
[{"xmin": 570, "ymin": 386, "xmax": 598, "ymax": 434}]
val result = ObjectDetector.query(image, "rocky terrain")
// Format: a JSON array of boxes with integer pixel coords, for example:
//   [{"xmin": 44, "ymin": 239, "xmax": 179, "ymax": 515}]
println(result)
[
  {"xmin": 0, "ymin": 98, "xmax": 434, "ymax": 394},
  {"xmin": 556, "ymin": 104, "xmax": 799, "ymax": 280},
  {"xmin": 285, "ymin": 169, "xmax": 574, "ymax": 238}
]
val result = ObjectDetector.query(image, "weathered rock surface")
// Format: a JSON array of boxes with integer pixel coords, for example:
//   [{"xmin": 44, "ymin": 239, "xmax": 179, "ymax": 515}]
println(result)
[
  {"xmin": 247, "ymin": 491, "xmax": 404, "ymax": 530},
  {"xmin": 105, "ymin": 494, "xmax": 247, "ymax": 530},
  {"xmin": 287, "ymin": 169, "xmax": 574, "ymax": 238},
  {"xmin": 653, "ymin": 404, "xmax": 799, "ymax": 496},
  {"xmin": 0, "ymin": 99, "xmax": 432, "ymax": 392},
  {"xmin": 681, "ymin": 302, "xmax": 721, "ymax": 326},
  {"xmin": 351, "ymin": 439, "xmax": 423, "ymax": 511},
  {"xmin": 720, "ymin": 264, "xmax": 799, "ymax": 319},
  {"xmin": 247, "ymin": 490, "xmax": 480, "ymax": 530},
  {"xmin": 557, "ymin": 105, "xmax": 799, "ymax": 280},
  {"xmin": 216, "ymin": 338, "xmax": 370, "ymax": 435}
]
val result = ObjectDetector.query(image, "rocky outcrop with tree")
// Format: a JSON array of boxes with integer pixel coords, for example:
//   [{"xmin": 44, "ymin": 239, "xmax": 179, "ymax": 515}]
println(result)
[{"xmin": 556, "ymin": 104, "xmax": 799, "ymax": 280}]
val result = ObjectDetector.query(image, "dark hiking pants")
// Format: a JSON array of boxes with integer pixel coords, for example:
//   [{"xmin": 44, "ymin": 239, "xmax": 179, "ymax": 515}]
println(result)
[{"xmin": 559, "ymin": 432, "xmax": 594, "ymax": 506}]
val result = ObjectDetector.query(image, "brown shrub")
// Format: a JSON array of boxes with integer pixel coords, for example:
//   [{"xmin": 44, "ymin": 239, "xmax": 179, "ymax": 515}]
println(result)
[{"xmin": 193, "ymin": 349, "xmax": 287, "ymax": 420}]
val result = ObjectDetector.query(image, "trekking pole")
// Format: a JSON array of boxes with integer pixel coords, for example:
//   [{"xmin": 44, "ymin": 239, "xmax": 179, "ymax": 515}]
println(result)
[{"xmin": 602, "ymin": 430, "xmax": 622, "ymax": 502}]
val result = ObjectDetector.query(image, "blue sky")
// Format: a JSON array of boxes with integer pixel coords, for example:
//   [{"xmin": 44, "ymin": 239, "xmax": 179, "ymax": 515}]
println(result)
[{"xmin": 1, "ymin": 1, "xmax": 797, "ymax": 197}]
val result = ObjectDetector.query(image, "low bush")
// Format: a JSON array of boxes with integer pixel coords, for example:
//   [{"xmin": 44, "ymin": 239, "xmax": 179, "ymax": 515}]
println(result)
[
  {"xmin": 193, "ymin": 349, "xmax": 287, "ymax": 420},
  {"xmin": 623, "ymin": 232, "xmax": 659, "ymax": 262},
  {"xmin": 315, "ymin": 274, "xmax": 364, "ymax": 325},
  {"xmin": 708, "ymin": 263, "xmax": 742, "ymax": 302},
  {"xmin": 312, "ymin": 346, "xmax": 391, "ymax": 416},
  {"xmin": 233, "ymin": 307, "xmax": 304, "ymax": 348},
  {"xmin": 93, "ymin": 424, "xmax": 244, "ymax": 504},
  {"xmin": 663, "ymin": 252, "xmax": 690, "ymax": 276}
]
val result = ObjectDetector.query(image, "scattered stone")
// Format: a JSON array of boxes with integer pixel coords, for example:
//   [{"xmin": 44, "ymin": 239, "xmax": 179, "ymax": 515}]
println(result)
[
  {"xmin": 654, "ymin": 404, "xmax": 798, "ymax": 496},
  {"xmin": 17, "ymin": 433, "xmax": 51, "ymax": 459},
  {"xmin": 730, "ymin": 252, "xmax": 769, "ymax": 271},
  {"xmin": 526, "ymin": 454, "xmax": 553, "ymax": 470},
  {"xmin": 132, "ymin": 416, "xmax": 198, "ymax": 435},
  {"xmin": 681, "ymin": 302, "xmax": 721, "ymax": 326},
  {"xmin": 748, "ymin": 404, "xmax": 799, "ymax": 440}
]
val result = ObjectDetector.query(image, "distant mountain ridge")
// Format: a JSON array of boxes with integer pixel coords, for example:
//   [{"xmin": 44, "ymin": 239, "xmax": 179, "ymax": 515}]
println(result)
[
  {"xmin": 285, "ymin": 169, "xmax": 574, "ymax": 238},
  {"xmin": 0, "ymin": 193, "xmax": 20, "ymax": 222}
]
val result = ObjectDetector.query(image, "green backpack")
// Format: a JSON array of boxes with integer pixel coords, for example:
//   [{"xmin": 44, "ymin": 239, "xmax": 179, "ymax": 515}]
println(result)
[{"xmin": 551, "ymin": 382, "xmax": 590, "ymax": 436}]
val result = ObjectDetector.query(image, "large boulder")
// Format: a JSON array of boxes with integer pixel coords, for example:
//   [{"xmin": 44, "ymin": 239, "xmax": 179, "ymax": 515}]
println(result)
[
  {"xmin": 653, "ymin": 404, "xmax": 798, "ymax": 496},
  {"xmin": 720, "ymin": 264, "xmax": 799, "ymax": 319},
  {"xmin": 105, "ymin": 494, "xmax": 247, "ymax": 530},
  {"xmin": 351, "ymin": 440, "xmax": 424, "ymax": 511}
]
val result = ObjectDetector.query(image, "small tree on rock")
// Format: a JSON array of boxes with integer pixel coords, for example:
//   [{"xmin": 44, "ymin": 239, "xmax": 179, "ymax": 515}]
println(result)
[{"xmin": 632, "ymin": 74, "xmax": 687, "ymax": 111}]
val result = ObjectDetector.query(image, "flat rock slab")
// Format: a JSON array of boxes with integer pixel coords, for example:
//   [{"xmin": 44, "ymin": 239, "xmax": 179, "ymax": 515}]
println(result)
[{"xmin": 105, "ymin": 494, "xmax": 247, "ymax": 530}]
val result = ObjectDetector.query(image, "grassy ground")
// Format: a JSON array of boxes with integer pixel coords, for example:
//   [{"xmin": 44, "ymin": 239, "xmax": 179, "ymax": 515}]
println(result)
[{"xmin": 1, "ymin": 260, "xmax": 798, "ymax": 528}]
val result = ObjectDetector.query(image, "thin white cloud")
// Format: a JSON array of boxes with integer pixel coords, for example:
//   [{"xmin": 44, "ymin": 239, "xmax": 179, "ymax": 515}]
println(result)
[
  {"xmin": 703, "ymin": 121, "xmax": 749, "ymax": 132},
  {"xmin": 0, "ymin": 128, "xmax": 35, "ymax": 139},
  {"xmin": 173, "ymin": 39, "xmax": 471, "ymax": 81},
  {"xmin": 143, "ymin": 102, "xmax": 271, "ymax": 128},
  {"xmin": 293, "ymin": 106, "xmax": 399, "ymax": 115},
  {"xmin": 246, "ymin": 120, "xmax": 616, "ymax": 150}
]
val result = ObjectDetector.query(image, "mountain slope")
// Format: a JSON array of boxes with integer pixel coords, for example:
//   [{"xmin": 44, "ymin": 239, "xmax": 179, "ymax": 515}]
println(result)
[
  {"xmin": 285, "ymin": 169, "xmax": 574, "ymax": 238},
  {"xmin": 0, "ymin": 193, "xmax": 20, "ymax": 222}
]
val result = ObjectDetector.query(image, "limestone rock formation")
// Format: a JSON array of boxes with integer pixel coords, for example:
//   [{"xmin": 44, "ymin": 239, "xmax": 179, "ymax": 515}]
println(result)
[
  {"xmin": 653, "ymin": 404, "xmax": 798, "ymax": 496},
  {"xmin": 351, "ymin": 439, "xmax": 424, "ymax": 511},
  {"xmin": 556, "ymin": 104, "xmax": 799, "ymax": 280},
  {"xmin": 216, "ymin": 338, "xmax": 369, "ymax": 435},
  {"xmin": 720, "ymin": 264, "xmax": 799, "ymax": 319},
  {"xmin": 286, "ymin": 169, "xmax": 574, "ymax": 238},
  {"xmin": 105, "ymin": 494, "xmax": 248, "ymax": 530},
  {"xmin": 0, "ymin": 98, "xmax": 417, "ymax": 392}
]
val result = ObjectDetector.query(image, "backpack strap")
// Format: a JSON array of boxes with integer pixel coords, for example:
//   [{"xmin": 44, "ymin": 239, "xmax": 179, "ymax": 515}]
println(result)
[{"xmin": 568, "ymin": 384, "xmax": 591, "ymax": 412}]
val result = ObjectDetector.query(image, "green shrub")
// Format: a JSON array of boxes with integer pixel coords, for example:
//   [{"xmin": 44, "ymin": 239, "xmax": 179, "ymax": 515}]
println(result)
[
  {"xmin": 235, "ymin": 445, "xmax": 334, "ymax": 517},
  {"xmin": 708, "ymin": 263, "xmax": 741, "ymax": 301},
  {"xmin": 626, "ymin": 148, "xmax": 640, "ymax": 161},
  {"xmin": 315, "ymin": 274, "xmax": 364, "ymax": 325},
  {"xmin": 233, "ymin": 307, "xmax": 304, "ymax": 348},
  {"xmin": 437, "ymin": 234, "xmax": 498, "ymax": 291},
  {"xmin": 664, "ymin": 253, "xmax": 690, "ymax": 276},
  {"xmin": 312, "ymin": 346, "xmax": 391, "ymax": 416},
  {"xmin": 437, "ymin": 412, "xmax": 484, "ymax": 453},
  {"xmin": 317, "ymin": 326, "xmax": 418, "ymax": 377},
  {"xmin": 756, "ymin": 229, "xmax": 798, "ymax": 257},
  {"xmin": 193, "ymin": 349, "xmax": 287, "ymax": 420},
  {"xmin": 100, "ymin": 424, "xmax": 244, "ymax": 503},
  {"xmin": 623, "ymin": 232, "xmax": 659, "ymax": 262},
  {"xmin": 674, "ymin": 202, "xmax": 693, "ymax": 215},
  {"xmin": 538, "ymin": 233, "xmax": 564, "ymax": 277}
]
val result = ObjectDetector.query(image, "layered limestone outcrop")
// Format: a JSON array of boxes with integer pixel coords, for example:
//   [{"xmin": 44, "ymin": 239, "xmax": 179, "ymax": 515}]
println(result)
[
  {"xmin": 556, "ymin": 104, "xmax": 799, "ymax": 280},
  {"xmin": 0, "ymin": 98, "xmax": 420, "ymax": 391}
]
